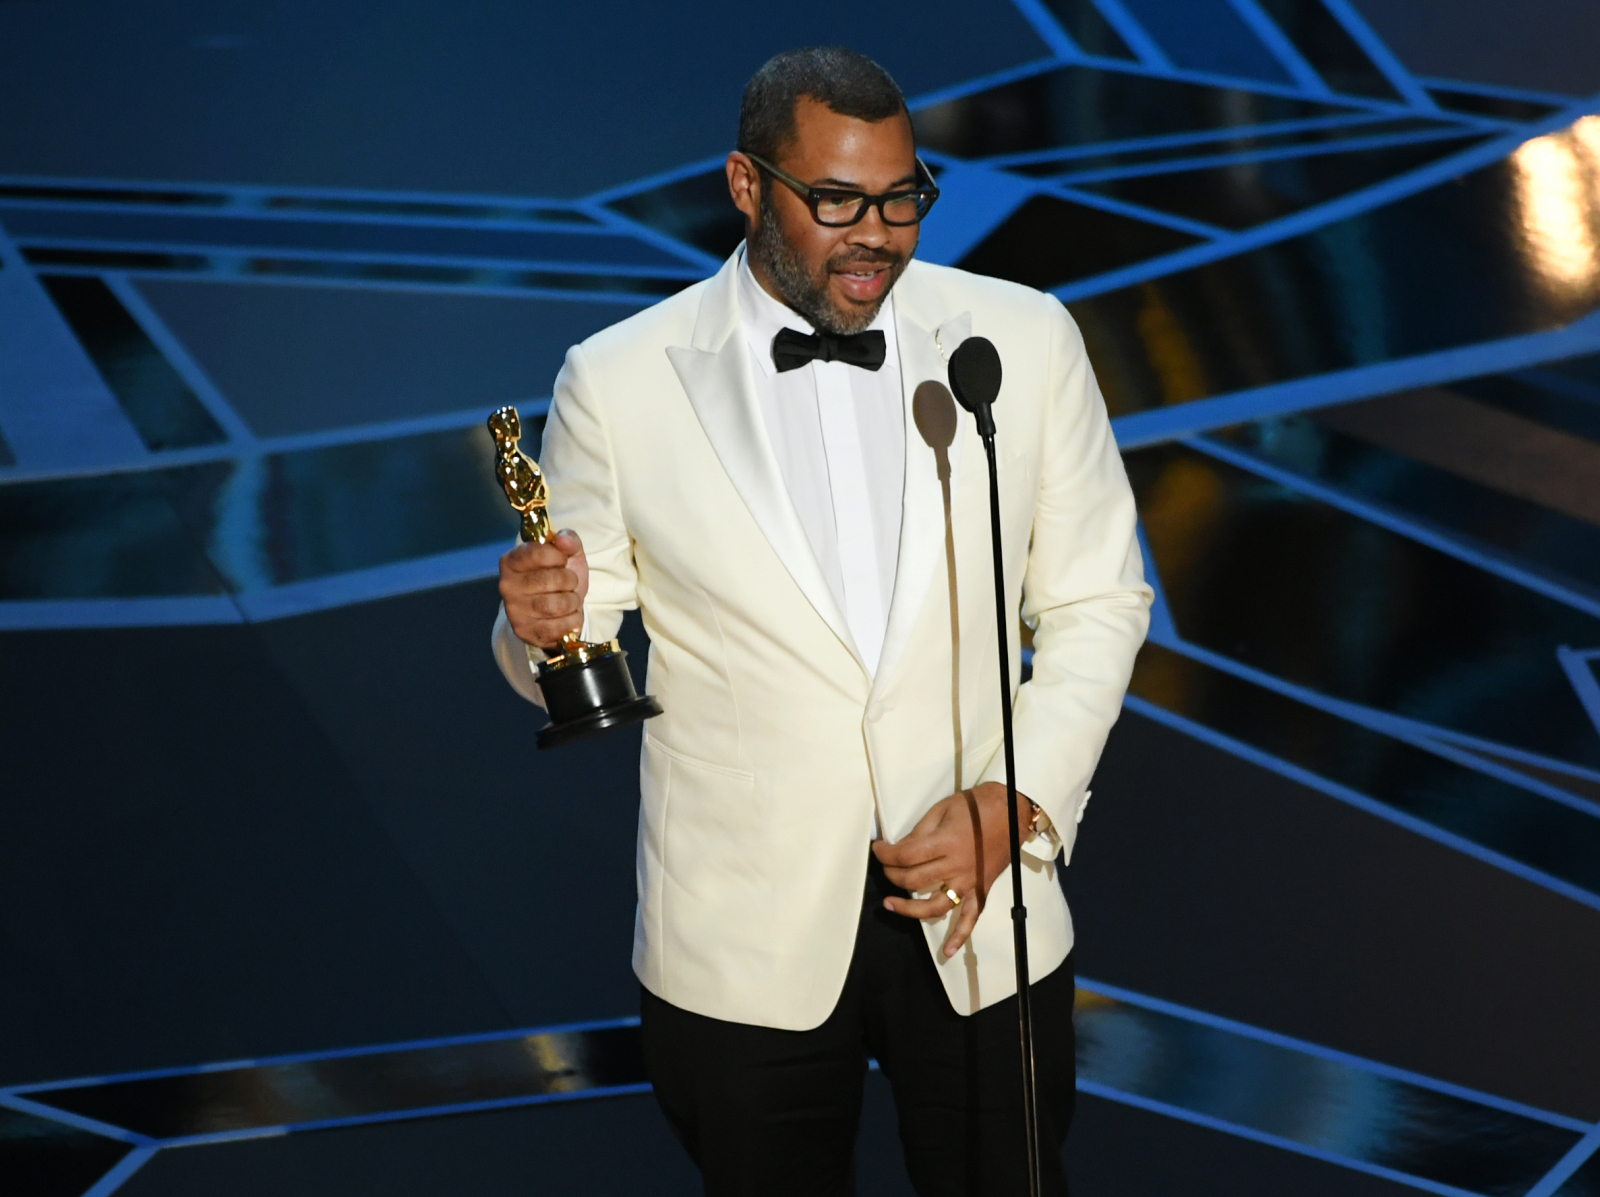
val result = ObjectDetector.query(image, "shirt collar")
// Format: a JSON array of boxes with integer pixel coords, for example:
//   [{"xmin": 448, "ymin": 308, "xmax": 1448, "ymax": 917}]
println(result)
[{"xmin": 737, "ymin": 246, "xmax": 896, "ymax": 378}]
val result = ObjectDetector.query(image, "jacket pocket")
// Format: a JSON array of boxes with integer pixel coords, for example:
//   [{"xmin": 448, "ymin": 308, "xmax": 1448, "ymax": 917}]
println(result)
[
  {"xmin": 644, "ymin": 734, "xmax": 754, "ymax": 782},
  {"xmin": 645, "ymin": 735, "xmax": 761, "ymax": 897}
]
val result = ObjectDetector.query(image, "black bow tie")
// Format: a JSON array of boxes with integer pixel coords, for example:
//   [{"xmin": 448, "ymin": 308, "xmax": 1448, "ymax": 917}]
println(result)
[{"xmin": 771, "ymin": 326, "xmax": 887, "ymax": 373}]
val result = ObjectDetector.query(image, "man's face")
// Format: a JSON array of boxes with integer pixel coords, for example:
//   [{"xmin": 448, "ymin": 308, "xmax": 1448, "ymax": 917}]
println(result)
[{"xmin": 730, "ymin": 96, "xmax": 921, "ymax": 335}]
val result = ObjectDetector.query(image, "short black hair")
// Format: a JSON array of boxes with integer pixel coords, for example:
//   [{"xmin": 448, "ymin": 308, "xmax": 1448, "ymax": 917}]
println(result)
[{"xmin": 737, "ymin": 47, "xmax": 908, "ymax": 163}]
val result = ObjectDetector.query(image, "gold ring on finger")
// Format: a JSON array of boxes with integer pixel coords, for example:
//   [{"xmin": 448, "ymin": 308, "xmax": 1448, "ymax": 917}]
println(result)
[{"xmin": 942, "ymin": 886, "xmax": 962, "ymax": 907}]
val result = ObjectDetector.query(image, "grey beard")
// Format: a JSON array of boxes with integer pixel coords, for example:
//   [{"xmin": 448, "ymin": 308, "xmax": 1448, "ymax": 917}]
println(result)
[{"xmin": 749, "ymin": 198, "xmax": 895, "ymax": 336}]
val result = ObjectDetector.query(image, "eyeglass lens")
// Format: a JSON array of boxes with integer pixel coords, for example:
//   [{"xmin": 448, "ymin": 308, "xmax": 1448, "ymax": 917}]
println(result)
[{"xmin": 814, "ymin": 191, "xmax": 931, "ymax": 226}]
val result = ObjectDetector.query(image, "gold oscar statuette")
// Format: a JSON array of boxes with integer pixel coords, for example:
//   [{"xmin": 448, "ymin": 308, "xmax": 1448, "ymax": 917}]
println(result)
[{"xmin": 488, "ymin": 405, "xmax": 662, "ymax": 748}]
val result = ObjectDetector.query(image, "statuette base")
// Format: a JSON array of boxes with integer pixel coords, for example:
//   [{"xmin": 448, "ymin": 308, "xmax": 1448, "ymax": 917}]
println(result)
[{"xmin": 536, "ymin": 645, "xmax": 663, "ymax": 749}]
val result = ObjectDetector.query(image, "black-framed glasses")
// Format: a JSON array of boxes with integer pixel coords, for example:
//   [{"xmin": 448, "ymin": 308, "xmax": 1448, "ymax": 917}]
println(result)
[{"xmin": 746, "ymin": 152, "xmax": 940, "ymax": 227}]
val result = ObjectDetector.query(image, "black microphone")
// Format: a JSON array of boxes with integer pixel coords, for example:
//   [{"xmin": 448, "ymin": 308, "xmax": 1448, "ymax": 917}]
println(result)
[
  {"xmin": 946, "ymin": 334, "xmax": 1042, "ymax": 1197},
  {"xmin": 948, "ymin": 335, "xmax": 1002, "ymax": 437}
]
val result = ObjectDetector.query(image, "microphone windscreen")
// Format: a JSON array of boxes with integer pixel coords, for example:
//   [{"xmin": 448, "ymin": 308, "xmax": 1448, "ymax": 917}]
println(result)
[
  {"xmin": 912, "ymin": 381, "xmax": 958, "ymax": 451},
  {"xmin": 948, "ymin": 337, "xmax": 1002, "ymax": 413}
]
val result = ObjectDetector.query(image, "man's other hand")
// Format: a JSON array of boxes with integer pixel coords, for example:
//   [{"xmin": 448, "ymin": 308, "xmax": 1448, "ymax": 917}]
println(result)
[
  {"xmin": 499, "ymin": 529, "xmax": 588, "ymax": 650},
  {"xmin": 872, "ymin": 782, "xmax": 1022, "ymax": 959}
]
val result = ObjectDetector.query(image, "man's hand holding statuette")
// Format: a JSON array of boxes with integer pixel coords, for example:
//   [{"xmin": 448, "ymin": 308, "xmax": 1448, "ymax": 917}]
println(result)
[{"xmin": 499, "ymin": 529, "xmax": 588, "ymax": 650}]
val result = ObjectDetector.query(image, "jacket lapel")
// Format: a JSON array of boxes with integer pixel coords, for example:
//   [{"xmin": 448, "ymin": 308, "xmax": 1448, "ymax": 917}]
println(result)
[
  {"xmin": 872, "ymin": 273, "xmax": 971, "ymax": 698},
  {"xmin": 666, "ymin": 251, "xmax": 863, "ymax": 667}
]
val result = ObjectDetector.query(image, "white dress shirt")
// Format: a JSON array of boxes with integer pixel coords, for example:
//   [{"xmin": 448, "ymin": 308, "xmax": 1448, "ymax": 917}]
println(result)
[{"xmin": 737, "ymin": 252, "xmax": 905, "ymax": 676}]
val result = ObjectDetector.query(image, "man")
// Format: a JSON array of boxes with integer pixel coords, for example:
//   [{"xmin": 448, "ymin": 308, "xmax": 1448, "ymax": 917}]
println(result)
[{"xmin": 493, "ymin": 47, "xmax": 1150, "ymax": 1196}]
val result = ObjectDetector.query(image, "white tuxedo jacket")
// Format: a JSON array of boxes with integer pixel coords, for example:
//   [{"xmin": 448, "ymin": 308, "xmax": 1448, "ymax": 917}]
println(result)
[{"xmin": 493, "ymin": 249, "xmax": 1151, "ymax": 1030}]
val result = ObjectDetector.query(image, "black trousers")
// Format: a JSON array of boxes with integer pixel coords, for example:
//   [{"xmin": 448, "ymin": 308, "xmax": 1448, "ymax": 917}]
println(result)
[{"xmin": 640, "ymin": 857, "xmax": 1076, "ymax": 1196}]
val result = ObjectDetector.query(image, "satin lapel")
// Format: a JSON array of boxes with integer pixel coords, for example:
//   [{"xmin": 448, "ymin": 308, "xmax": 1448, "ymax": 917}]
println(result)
[
  {"xmin": 666, "ymin": 255, "xmax": 861, "ymax": 665},
  {"xmin": 872, "ymin": 303, "xmax": 972, "ymax": 697}
]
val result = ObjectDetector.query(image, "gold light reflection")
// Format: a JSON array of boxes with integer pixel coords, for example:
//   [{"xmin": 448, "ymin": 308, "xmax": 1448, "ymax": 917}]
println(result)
[
  {"xmin": 1510, "ymin": 115, "xmax": 1600, "ymax": 302},
  {"xmin": 1136, "ymin": 283, "xmax": 1209, "ymax": 404},
  {"xmin": 522, "ymin": 1032, "xmax": 585, "ymax": 1094},
  {"xmin": 1137, "ymin": 455, "xmax": 1227, "ymax": 589}
]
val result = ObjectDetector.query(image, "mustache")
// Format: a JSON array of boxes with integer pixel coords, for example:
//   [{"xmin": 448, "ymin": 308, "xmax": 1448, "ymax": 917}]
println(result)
[{"xmin": 828, "ymin": 246, "xmax": 904, "ymax": 270}]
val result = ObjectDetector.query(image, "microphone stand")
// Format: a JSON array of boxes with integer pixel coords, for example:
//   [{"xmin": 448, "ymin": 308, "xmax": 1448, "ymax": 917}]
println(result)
[{"xmin": 973, "ymin": 400, "xmax": 1042, "ymax": 1197}]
